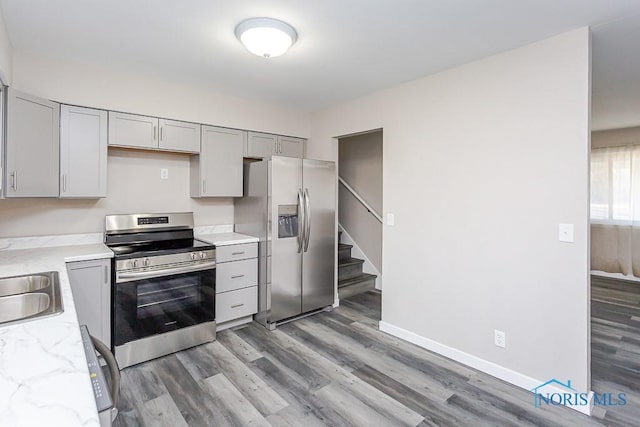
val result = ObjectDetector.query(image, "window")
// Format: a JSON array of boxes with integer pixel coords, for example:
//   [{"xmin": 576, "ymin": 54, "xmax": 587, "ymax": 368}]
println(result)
[{"xmin": 590, "ymin": 146, "xmax": 640, "ymax": 223}]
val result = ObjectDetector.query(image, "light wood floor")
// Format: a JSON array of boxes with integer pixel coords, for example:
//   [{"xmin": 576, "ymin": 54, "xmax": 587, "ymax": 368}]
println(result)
[{"xmin": 111, "ymin": 286, "xmax": 638, "ymax": 426}]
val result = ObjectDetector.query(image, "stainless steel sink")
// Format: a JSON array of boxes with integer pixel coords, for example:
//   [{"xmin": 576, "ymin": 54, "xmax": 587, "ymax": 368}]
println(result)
[
  {"xmin": 0, "ymin": 274, "xmax": 51, "ymax": 297},
  {"xmin": 0, "ymin": 293, "xmax": 51, "ymax": 323},
  {"xmin": 0, "ymin": 271, "xmax": 63, "ymax": 326}
]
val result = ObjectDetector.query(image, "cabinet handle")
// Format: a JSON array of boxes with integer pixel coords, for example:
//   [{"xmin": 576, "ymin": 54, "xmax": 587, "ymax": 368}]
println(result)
[
  {"xmin": 232, "ymin": 251, "xmax": 245, "ymax": 256},
  {"xmin": 231, "ymin": 303, "xmax": 245, "ymax": 309},
  {"xmin": 153, "ymin": 125, "xmax": 157, "ymax": 141},
  {"xmin": 160, "ymin": 126, "xmax": 163, "ymax": 141},
  {"xmin": 62, "ymin": 174, "xmax": 67, "ymax": 192},
  {"xmin": 231, "ymin": 274, "xmax": 245, "ymax": 279},
  {"xmin": 203, "ymin": 180, "xmax": 206, "ymax": 194},
  {"xmin": 10, "ymin": 171, "xmax": 17, "ymax": 191},
  {"xmin": 104, "ymin": 266, "xmax": 108, "ymax": 284}
]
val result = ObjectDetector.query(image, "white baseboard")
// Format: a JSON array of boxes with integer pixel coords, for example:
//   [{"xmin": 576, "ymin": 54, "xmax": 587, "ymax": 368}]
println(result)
[
  {"xmin": 378, "ymin": 321, "xmax": 593, "ymax": 416},
  {"xmin": 338, "ymin": 224, "xmax": 383, "ymax": 290}
]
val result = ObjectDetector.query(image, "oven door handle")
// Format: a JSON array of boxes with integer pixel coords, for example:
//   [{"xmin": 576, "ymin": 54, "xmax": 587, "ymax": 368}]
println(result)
[{"xmin": 117, "ymin": 261, "xmax": 216, "ymax": 282}]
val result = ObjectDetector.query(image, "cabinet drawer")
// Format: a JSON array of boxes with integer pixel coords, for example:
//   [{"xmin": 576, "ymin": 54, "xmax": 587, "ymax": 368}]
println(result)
[
  {"xmin": 216, "ymin": 258, "xmax": 257, "ymax": 293},
  {"xmin": 216, "ymin": 243, "xmax": 258, "ymax": 263},
  {"xmin": 216, "ymin": 286, "xmax": 258, "ymax": 323}
]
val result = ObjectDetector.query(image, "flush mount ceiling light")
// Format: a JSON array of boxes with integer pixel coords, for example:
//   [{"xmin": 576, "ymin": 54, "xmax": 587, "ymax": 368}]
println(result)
[{"xmin": 235, "ymin": 17, "xmax": 297, "ymax": 58}]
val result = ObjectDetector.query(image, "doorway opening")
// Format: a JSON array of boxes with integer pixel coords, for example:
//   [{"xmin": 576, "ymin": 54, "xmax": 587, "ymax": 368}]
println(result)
[{"xmin": 336, "ymin": 129, "xmax": 383, "ymax": 317}]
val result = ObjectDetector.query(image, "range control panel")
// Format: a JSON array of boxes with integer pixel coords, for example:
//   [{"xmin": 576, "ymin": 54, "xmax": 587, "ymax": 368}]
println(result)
[
  {"xmin": 80, "ymin": 325, "xmax": 113, "ymax": 412},
  {"xmin": 138, "ymin": 216, "xmax": 169, "ymax": 225}
]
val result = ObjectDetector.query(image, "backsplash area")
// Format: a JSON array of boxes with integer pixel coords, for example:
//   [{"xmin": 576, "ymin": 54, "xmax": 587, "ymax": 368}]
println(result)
[{"xmin": 0, "ymin": 148, "xmax": 235, "ymax": 238}]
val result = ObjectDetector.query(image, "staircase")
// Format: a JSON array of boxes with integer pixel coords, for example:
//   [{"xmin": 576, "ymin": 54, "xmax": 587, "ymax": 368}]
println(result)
[{"xmin": 338, "ymin": 231, "xmax": 377, "ymax": 299}]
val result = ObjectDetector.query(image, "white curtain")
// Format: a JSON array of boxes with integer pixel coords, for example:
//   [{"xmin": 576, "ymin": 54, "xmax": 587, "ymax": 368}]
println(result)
[{"xmin": 591, "ymin": 146, "xmax": 640, "ymax": 276}]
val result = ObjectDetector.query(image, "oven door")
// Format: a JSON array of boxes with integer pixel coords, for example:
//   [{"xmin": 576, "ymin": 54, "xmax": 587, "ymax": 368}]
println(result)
[{"xmin": 114, "ymin": 265, "xmax": 215, "ymax": 347}]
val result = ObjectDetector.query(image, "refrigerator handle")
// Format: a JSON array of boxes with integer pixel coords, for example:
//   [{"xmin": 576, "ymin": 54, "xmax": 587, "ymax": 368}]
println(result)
[
  {"xmin": 304, "ymin": 188, "xmax": 311, "ymax": 252},
  {"xmin": 297, "ymin": 189, "xmax": 305, "ymax": 253}
]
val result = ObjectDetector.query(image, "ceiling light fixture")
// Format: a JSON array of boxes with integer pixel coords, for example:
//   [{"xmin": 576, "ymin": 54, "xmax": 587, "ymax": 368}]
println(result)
[{"xmin": 235, "ymin": 17, "xmax": 297, "ymax": 58}]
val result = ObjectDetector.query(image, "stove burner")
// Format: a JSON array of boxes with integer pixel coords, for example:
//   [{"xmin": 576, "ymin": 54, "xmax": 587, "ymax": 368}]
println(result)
[{"xmin": 109, "ymin": 239, "xmax": 214, "ymax": 259}]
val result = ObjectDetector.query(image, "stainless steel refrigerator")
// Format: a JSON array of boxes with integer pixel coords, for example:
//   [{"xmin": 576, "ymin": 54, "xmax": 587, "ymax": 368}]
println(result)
[{"xmin": 235, "ymin": 156, "xmax": 336, "ymax": 329}]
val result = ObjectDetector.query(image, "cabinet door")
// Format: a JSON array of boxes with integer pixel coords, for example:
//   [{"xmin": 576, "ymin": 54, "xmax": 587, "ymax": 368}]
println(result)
[
  {"xmin": 277, "ymin": 136, "xmax": 304, "ymax": 158},
  {"xmin": 192, "ymin": 126, "xmax": 244, "ymax": 197},
  {"xmin": 246, "ymin": 132, "xmax": 276, "ymax": 159},
  {"xmin": 67, "ymin": 259, "xmax": 111, "ymax": 345},
  {"xmin": 158, "ymin": 119, "xmax": 200, "ymax": 153},
  {"xmin": 60, "ymin": 105, "xmax": 108, "ymax": 198},
  {"xmin": 108, "ymin": 111, "xmax": 158, "ymax": 149},
  {"xmin": 5, "ymin": 89, "xmax": 60, "ymax": 197}
]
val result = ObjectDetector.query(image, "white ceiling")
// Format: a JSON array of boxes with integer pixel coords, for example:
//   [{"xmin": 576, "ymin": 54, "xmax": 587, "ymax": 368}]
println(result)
[{"xmin": 1, "ymin": 0, "xmax": 640, "ymax": 121}]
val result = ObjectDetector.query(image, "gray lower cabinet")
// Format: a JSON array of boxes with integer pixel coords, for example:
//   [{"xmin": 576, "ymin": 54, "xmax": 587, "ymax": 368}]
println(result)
[
  {"xmin": 215, "ymin": 242, "xmax": 258, "ymax": 330},
  {"xmin": 60, "ymin": 105, "xmax": 108, "ymax": 198},
  {"xmin": 66, "ymin": 259, "xmax": 111, "ymax": 345},
  {"xmin": 5, "ymin": 89, "xmax": 60, "ymax": 197},
  {"xmin": 246, "ymin": 132, "xmax": 304, "ymax": 159},
  {"xmin": 191, "ymin": 126, "xmax": 245, "ymax": 197}
]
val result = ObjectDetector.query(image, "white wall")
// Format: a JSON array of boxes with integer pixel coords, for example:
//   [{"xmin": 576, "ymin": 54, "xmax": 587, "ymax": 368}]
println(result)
[
  {"xmin": 310, "ymin": 28, "xmax": 591, "ymax": 395},
  {"xmin": 11, "ymin": 53, "xmax": 310, "ymax": 138},
  {"xmin": 0, "ymin": 53, "xmax": 311, "ymax": 237},
  {"xmin": 339, "ymin": 131, "xmax": 383, "ymax": 213}
]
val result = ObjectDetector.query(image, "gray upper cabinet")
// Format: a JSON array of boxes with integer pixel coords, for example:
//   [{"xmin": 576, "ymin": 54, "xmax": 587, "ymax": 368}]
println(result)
[
  {"xmin": 277, "ymin": 135, "xmax": 304, "ymax": 158},
  {"xmin": 191, "ymin": 126, "xmax": 245, "ymax": 197},
  {"xmin": 158, "ymin": 119, "xmax": 201, "ymax": 153},
  {"xmin": 246, "ymin": 132, "xmax": 277, "ymax": 158},
  {"xmin": 108, "ymin": 111, "xmax": 158, "ymax": 150},
  {"xmin": 246, "ymin": 132, "xmax": 304, "ymax": 159},
  {"xmin": 108, "ymin": 112, "xmax": 201, "ymax": 154},
  {"xmin": 60, "ymin": 105, "xmax": 108, "ymax": 198},
  {"xmin": 5, "ymin": 89, "xmax": 60, "ymax": 198}
]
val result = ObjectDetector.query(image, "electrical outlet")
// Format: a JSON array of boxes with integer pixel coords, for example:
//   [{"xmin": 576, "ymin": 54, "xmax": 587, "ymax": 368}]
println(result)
[
  {"xmin": 161, "ymin": 168, "xmax": 169, "ymax": 180},
  {"xmin": 494, "ymin": 330, "xmax": 506, "ymax": 348}
]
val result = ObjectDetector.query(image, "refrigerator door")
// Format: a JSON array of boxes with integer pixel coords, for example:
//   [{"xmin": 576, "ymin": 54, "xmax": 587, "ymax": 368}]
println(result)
[
  {"xmin": 270, "ymin": 156, "xmax": 304, "ymax": 322},
  {"xmin": 302, "ymin": 159, "xmax": 336, "ymax": 312}
]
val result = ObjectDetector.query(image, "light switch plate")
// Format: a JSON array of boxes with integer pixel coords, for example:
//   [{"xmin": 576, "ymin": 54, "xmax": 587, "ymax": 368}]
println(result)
[
  {"xmin": 558, "ymin": 223, "xmax": 574, "ymax": 243},
  {"xmin": 161, "ymin": 168, "xmax": 169, "ymax": 180},
  {"xmin": 387, "ymin": 213, "xmax": 395, "ymax": 226}
]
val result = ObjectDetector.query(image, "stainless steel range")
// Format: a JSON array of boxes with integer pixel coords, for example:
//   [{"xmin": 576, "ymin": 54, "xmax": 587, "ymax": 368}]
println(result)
[{"xmin": 105, "ymin": 212, "xmax": 216, "ymax": 368}]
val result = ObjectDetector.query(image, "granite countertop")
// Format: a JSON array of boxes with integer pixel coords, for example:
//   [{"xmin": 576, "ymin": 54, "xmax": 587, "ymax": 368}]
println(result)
[
  {"xmin": 196, "ymin": 231, "xmax": 259, "ymax": 246},
  {"xmin": 0, "ymin": 243, "xmax": 113, "ymax": 427}
]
